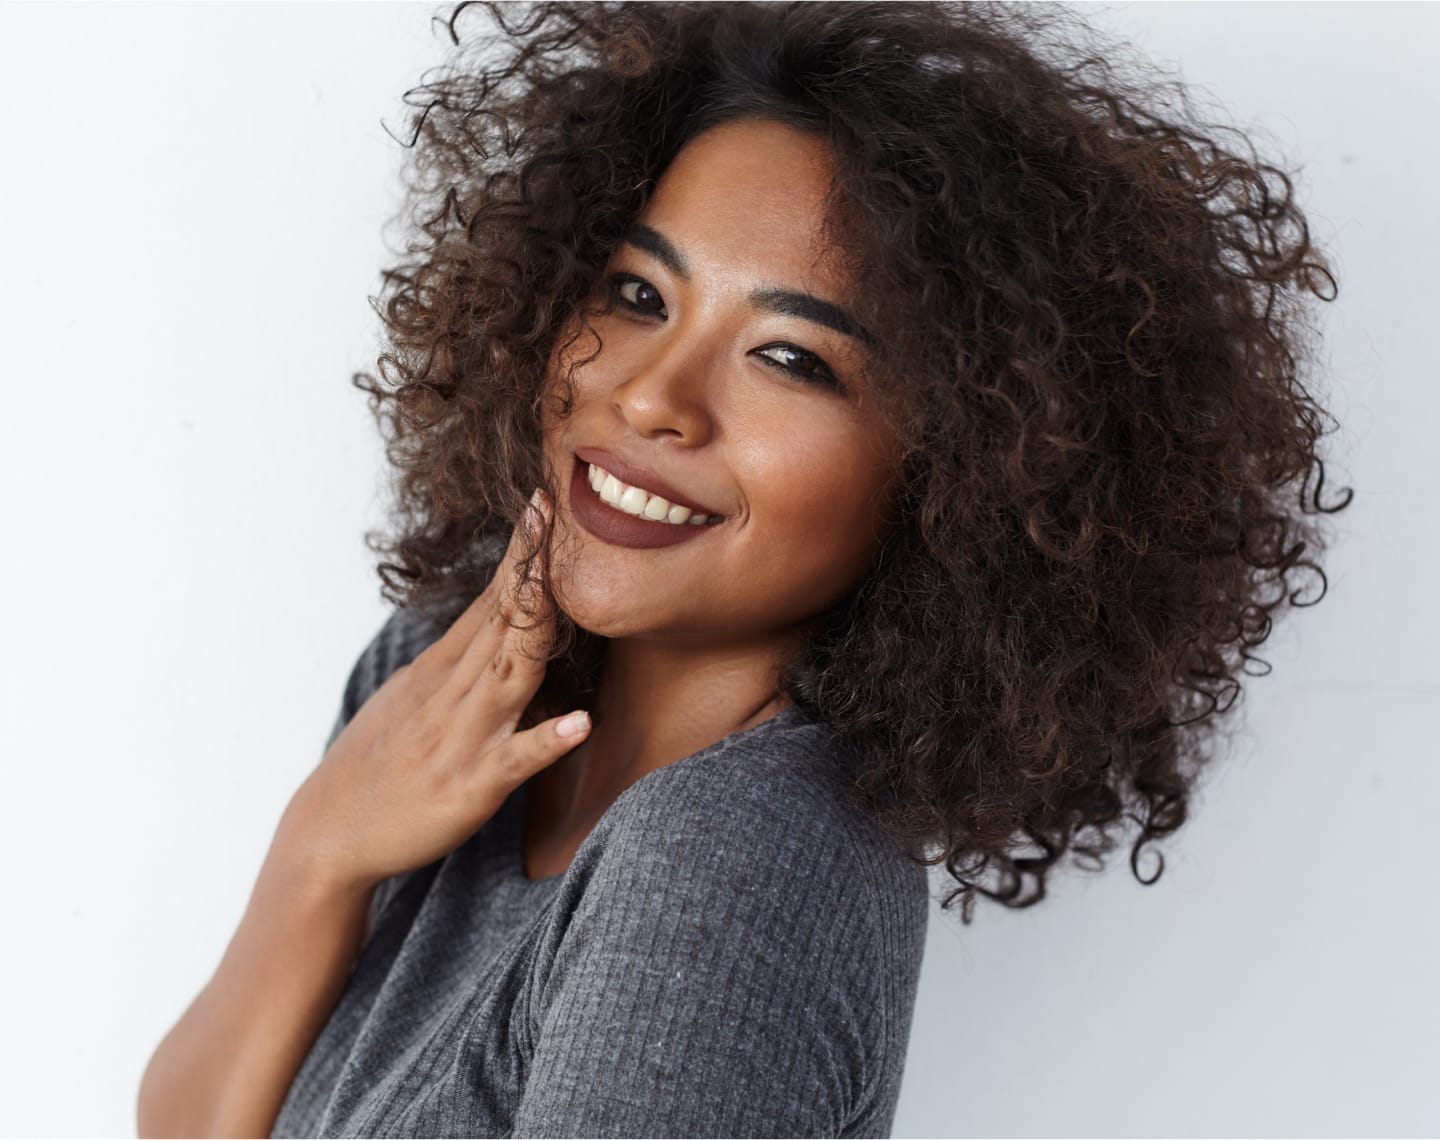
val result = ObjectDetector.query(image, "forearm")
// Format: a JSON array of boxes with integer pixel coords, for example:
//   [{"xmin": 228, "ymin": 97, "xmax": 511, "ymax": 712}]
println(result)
[{"xmin": 137, "ymin": 808, "xmax": 375, "ymax": 1139}]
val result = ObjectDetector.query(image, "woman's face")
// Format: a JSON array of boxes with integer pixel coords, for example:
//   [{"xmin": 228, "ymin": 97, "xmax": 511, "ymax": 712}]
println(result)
[{"xmin": 540, "ymin": 117, "xmax": 905, "ymax": 649}]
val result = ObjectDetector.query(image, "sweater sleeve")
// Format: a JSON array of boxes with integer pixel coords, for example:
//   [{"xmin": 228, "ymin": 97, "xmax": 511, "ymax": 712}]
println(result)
[{"xmin": 510, "ymin": 764, "xmax": 898, "ymax": 1139}]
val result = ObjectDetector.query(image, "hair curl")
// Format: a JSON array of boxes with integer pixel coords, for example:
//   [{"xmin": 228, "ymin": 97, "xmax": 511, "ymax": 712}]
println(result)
[{"xmin": 352, "ymin": 0, "xmax": 1353, "ymax": 923}]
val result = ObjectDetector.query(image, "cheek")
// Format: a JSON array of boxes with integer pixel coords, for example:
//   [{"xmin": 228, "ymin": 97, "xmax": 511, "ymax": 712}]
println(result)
[
  {"xmin": 749, "ymin": 413, "xmax": 899, "ymax": 543},
  {"xmin": 757, "ymin": 466, "xmax": 892, "ymax": 582}
]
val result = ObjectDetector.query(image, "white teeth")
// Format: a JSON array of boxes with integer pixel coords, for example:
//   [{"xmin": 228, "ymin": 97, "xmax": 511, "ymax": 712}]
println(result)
[
  {"xmin": 587, "ymin": 462, "xmax": 714, "ymax": 526},
  {"xmin": 618, "ymin": 484, "xmax": 649, "ymax": 516}
]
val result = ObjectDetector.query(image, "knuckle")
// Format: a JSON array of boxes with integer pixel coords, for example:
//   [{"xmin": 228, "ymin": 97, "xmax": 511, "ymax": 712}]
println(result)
[
  {"xmin": 492, "ymin": 742, "xmax": 527, "ymax": 777},
  {"xmin": 488, "ymin": 648, "xmax": 515, "ymax": 681},
  {"xmin": 497, "ymin": 739, "xmax": 530, "ymax": 781},
  {"xmin": 473, "ymin": 741, "xmax": 518, "ymax": 792},
  {"xmin": 490, "ymin": 609, "xmax": 511, "ymax": 637}
]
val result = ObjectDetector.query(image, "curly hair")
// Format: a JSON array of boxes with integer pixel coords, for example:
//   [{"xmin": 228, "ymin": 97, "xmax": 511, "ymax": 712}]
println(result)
[{"xmin": 351, "ymin": 0, "xmax": 1353, "ymax": 923}]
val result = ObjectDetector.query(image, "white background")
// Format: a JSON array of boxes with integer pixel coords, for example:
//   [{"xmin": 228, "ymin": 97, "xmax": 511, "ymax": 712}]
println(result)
[{"xmin": 0, "ymin": 2, "xmax": 1432, "ymax": 1136}]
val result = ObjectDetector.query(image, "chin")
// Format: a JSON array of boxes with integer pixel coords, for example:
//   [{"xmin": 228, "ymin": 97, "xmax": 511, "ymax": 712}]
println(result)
[{"xmin": 549, "ymin": 572, "xmax": 658, "ymax": 640}]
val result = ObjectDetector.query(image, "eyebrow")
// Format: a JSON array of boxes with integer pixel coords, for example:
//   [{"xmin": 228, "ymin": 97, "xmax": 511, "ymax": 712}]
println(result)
[{"xmin": 619, "ymin": 221, "xmax": 876, "ymax": 349}]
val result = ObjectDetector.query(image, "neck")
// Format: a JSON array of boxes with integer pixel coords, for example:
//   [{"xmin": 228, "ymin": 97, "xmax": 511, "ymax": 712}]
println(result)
[
  {"xmin": 596, "ymin": 633, "xmax": 795, "ymax": 756},
  {"xmin": 533, "ymin": 625, "xmax": 805, "ymax": 831}
]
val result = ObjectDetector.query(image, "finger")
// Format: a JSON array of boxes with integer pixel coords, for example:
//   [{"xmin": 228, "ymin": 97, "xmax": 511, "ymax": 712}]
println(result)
[
  {"xmin": 437, "ymin": 577, "xmax": 548, "ymax": 713},
  {"xmin": 491, "ymin": 488, "xmax": 554, "ymax": 625},
  {"xmin": 428, "ymin": 489, "xmax": 551, "ymax": 666},
  {"xmin": 467, "ymin": 707, "xmax": 593, "ymax": 793},
  {"xmin": 437, "ymin": 498, "xmax": 556, "ymax": 707},
  {"xmin": 503, "ymin": 506, "xmax": 556, "ymax": 629},
  {"xmin": 443, "ymin": 542, "xmax": 557, "ymax": 713}
]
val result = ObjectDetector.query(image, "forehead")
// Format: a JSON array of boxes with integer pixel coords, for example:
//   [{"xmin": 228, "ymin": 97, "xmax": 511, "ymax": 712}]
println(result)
[{"xmin": 633, "ymin": 118, "xmax": 852, "ymax": 291}]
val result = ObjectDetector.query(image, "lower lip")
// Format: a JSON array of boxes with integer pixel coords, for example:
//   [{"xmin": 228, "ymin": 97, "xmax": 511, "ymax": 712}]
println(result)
[{"xmin": 568, "ymin": 457, "xmax": 724, "ymax": 550}]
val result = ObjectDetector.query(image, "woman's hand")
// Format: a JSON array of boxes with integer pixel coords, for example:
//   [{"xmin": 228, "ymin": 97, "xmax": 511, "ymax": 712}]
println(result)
[{"xmin": 279, "ymin": 488, "xmax": 589, "ymax": 893}]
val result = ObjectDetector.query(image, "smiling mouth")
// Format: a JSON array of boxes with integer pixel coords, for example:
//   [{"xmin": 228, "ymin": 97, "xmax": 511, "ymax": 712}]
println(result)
[
  {"xmin": 575, "ymin": 455, "xmax": 724, "ymax": 526},
  {"xmin": 568, "ymin": 456, "xmax": 723, "ymax": 550}
]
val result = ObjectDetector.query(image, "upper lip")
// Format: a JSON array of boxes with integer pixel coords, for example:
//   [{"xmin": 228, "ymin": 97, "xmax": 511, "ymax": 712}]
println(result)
[{"xmin": 574, "ymin": 447, "xmax": 725, "ymax": 517}]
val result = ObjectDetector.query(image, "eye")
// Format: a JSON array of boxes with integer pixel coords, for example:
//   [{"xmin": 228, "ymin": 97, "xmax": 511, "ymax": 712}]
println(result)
[
  {"xmin": 753, "ymin": 343, "xmax": 843, "ymax": 391},
  {"xmin": 603, "ymin": 271, "xmax": 845, "ymax": 393},
  {"xmin": 608, "ymin": 273, "xmax": 666, "ymax": 316}
]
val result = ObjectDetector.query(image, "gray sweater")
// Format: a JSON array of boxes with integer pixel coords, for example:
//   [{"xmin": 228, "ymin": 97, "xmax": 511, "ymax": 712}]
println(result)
[{"xmin": 270, "ymin": 606, "xmax": 930, "ymax": 1138}]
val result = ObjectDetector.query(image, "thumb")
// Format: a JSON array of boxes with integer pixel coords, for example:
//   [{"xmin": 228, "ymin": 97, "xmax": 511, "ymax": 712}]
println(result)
[{"xmin": 512, "ymin": 709, "xmax": 592, "ymax": 773}]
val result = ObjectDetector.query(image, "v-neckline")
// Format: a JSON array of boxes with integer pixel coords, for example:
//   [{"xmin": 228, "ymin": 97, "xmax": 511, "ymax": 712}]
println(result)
[{"xmin": 504, "ymin": 703, "xmax": 811, "ymax": 885}]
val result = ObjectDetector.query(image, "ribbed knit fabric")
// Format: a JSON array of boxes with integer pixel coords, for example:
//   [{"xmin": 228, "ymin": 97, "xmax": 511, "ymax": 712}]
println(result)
[{"xmin": 270, "ymin": 606, "xmax": 930, "ymax": 1139}]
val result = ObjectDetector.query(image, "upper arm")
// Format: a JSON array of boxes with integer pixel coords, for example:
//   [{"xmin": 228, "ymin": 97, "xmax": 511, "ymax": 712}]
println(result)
[{"xmin": 511, "ymin": 784, "xmax": 887, "ymax": 1138}]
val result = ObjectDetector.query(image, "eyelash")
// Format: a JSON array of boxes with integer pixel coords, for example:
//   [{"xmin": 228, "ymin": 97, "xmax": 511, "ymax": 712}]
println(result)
[{"xmin": 603, "ymin": 272, "xmax": 844, "ymax": 392}]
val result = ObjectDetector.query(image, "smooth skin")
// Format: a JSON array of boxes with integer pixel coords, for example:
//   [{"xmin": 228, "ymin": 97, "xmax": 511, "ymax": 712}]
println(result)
[
  {"xmin": 525, "ymin": 117, "xmax": 907, "ymax": 876},
  {"xmin": 136, "ymin": 491, "xmax": 590, "ymax": 1138}
]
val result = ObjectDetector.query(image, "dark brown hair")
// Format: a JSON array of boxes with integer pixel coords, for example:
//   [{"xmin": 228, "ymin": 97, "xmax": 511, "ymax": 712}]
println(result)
[{"xmin": 352, "ymin": 0, "xmax": 1352, "ymax": 922}]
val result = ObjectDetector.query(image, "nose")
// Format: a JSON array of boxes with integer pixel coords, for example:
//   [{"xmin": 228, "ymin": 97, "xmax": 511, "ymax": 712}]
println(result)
[{"xmin": 609, "ymin": 325, "xmax": 719, "ymax": 446}]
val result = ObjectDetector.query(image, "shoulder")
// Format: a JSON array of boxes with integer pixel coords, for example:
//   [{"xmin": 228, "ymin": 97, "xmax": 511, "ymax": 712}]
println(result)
[
  {"xmin": 596, "ymin": 709, "xmax": 930, "ymax": 923},
  {"xmin": 553, "ymin": 704, "xmax": 932, "ymax": 1034},
  {"xmin": 519, "ymin": 709, "xmax": 930, "ymax": 1136}
]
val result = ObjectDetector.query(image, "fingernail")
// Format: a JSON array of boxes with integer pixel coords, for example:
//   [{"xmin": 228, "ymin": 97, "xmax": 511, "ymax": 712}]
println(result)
[{"xmin": 556, "ymin": 710, "xmax": 590, "ymax": 738}]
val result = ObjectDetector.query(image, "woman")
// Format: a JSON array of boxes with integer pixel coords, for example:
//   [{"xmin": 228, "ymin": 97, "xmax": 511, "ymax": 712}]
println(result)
[{"xmin": 138, "ymin": 2, "xmax": 1352, "ymax": 1136}]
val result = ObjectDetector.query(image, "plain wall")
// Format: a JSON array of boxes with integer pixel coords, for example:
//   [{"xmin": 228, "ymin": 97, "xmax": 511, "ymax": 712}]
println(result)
[{"xmin": 0, "ymin": 2, "xmax": 1431, "ymax": 1136}]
